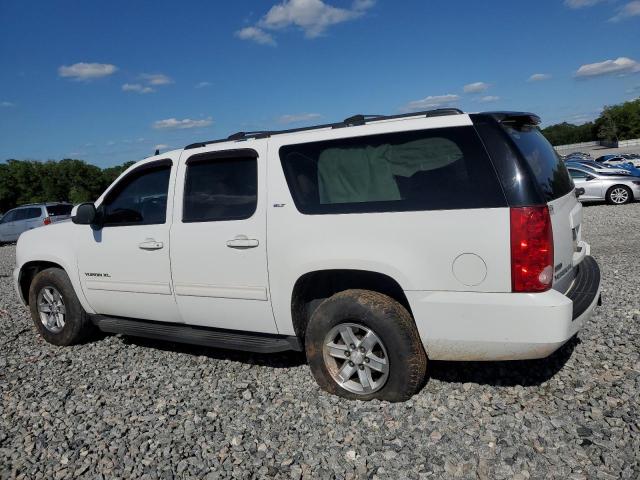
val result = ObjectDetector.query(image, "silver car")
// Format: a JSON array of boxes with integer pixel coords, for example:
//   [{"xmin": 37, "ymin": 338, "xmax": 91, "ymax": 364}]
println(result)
[
  {"xmin": 0, "ymin": 203, "xmax": 73, "ymax": 243},
  {"xmin": 567, "ymin": 166, "xmax": 640, "ymax": 205}
]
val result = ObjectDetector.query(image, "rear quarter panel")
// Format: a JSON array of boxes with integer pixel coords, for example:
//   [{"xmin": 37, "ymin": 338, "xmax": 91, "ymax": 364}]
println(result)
[{"xmin": 266, "ymin": 117, "xmax": 512, "ymax": 335}]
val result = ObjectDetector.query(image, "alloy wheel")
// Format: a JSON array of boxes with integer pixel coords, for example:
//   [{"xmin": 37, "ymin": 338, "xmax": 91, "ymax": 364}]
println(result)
[
  {"xmin": 610, "ymin": 187, "xmax": 629, "ymax": 204},
  {"xmin": 37, "ymin": 286, "xmax": 66, "ymax": 333},
  {"xmin": 322, "ymin": 322, "xmax": 390, "ymax": 395}
]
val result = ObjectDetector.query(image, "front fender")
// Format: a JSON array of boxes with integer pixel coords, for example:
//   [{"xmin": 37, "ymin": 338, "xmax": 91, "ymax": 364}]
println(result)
[{"xmin": 15, "ymin": 225, "xmax": 96, "ymax": 314}]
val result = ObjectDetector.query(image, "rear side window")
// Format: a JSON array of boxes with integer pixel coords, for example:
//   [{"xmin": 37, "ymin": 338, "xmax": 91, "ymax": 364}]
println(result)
[
  {"xmin": 183, "ymin": 157, "xmax": 257, "ymax": 222},
  {"xmin": 279, "ymin": 127, "xmax": 506, "ymax": 214},
  {"xmin": 102, "ymin": 165, "xmax": 171, "ymax": 226},
  {"xmin": 15, "ymin": 208, "xmax": 42, "ymax": 220},
  {"xmin": 502, "ymin": 124, "xmax": 573, "ymax": 201},
  {"xmin": 46, "ymin": 205, "xmax": 72, "ymax": 216}
]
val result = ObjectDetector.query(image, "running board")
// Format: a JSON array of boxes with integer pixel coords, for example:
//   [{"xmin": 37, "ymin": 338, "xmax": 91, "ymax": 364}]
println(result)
[{"xmin": 91, "ymin": 315, "xmax": 303, "ymax": 353}]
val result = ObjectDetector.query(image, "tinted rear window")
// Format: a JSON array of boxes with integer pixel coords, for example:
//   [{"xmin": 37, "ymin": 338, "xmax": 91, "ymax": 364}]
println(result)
[
  {"xmin": 46, "ymin": 205, "xmax": 72, "ymax": 216},
  {"xmin": 502, "ymin": 124, "xmax": 573, "ymax": 201},
  {"xmin": 279, "ymin": 127, "xmax": 506, "ymax": 214}
]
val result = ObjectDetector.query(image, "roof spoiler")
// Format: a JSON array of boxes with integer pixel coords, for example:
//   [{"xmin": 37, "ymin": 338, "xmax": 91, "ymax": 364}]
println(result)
[{"xmin": 484, "ymin": 111, "xmax": 541, "ymax": 126}]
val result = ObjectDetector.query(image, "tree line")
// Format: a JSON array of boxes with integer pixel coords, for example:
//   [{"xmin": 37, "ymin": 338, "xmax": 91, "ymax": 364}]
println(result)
[
  {"xmin": 0, "ymin": 159, "xmax": 133, "ymax": 214},
  {"xmin": 542, "ymin": 98, "xmax": 640, "ymax": 146}
]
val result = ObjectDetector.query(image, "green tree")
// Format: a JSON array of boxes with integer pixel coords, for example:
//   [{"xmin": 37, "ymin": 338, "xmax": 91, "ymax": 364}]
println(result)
[{"xmin": 0, "ymin": 158, "xmax": 134, "ymax": 214}]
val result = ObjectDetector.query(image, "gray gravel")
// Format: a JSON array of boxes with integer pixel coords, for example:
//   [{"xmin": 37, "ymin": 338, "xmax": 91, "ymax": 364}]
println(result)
[{"xmin": 1, "ymin": 203, "xmax": 639, "ymax": 479}]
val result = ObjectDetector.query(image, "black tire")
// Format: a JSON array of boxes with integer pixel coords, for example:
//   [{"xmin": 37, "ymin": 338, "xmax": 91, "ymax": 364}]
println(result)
[
  {"xmin": 606, "ymin": 185, "xmax": 632, "ymax": 205},
  {"xmin": 305, "ymin": 289, "xmax": 427, "ymax": 402},
  {"xmin": 28, "ymin": 267, "xmax": 95, "ymax": 346}
]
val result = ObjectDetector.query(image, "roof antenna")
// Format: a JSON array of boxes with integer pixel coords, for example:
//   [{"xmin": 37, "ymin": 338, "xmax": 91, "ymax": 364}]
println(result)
[{"xmin": 154, "ymin": 148, "xmax": 160, "ymax": 155}]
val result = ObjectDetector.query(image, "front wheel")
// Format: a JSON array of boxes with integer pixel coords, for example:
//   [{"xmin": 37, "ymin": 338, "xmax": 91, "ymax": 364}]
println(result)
[
  {"xmin": 305, "ymin": 289, "xmax": 427, "ymax": 402},
  {"xmin": 28, "ymin": 267, "xmax": 95, "ymax": 346},
  {"xmin": 606, "ymin": 185, "xmax": 632, "ymax": 205}
]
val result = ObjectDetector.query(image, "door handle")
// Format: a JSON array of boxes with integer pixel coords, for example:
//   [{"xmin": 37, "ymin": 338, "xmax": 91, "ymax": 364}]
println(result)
[
  {"xmin": 138, "ymin": 239, "xmax": 164, "ymax": 250},
  {"xmin": 226, "ymin": 235, "xmax": 259, "ymax": 249}
]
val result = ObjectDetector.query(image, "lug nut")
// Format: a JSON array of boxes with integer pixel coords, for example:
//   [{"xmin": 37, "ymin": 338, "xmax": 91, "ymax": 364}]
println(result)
[
  {"xmin": 358, "ymin": 365, "xmax": 365, "ymax": 370},
  {"xmin": 345, "ymin": 351, "xmax": 350, "ymax": 357},
  {"xmin": 364, "ymin": 358, "xmax": 370, "ymax": 363},
  {"xmin": 350, "ymin": 344, "xmax": 356, "ymax": 349},
  {"xmin": 359, "ymin": 346, "xmax": 365, "ymax": 353},
  {"xmin": 348, "ymin": 361, "xmax": 354, "ymax": 367}
]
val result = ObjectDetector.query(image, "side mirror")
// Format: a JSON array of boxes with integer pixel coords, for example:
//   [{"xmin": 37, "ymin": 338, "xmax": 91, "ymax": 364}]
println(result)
[
  {"xmin": 575, "ymin": 187, "xmax": 585, "ymax": 198},
  {"xmin": 72, "ymin": 202, "xmax": 97, "ymax": 225},
  {"xmin": 585, "ymin": 175, "xmax": 595, "ymax": 181}
]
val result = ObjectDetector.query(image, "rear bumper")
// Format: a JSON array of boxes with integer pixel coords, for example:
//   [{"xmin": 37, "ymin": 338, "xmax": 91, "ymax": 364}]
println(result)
[{"xmin": 406, "ymin": 256, "xmax": 601, "ymax": 361}]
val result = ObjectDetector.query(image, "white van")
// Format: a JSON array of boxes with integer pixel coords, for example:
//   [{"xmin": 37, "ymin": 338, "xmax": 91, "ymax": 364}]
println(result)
[{"xmin": 14, "ymin": 109, "xmax": 601, "ymax": 401}]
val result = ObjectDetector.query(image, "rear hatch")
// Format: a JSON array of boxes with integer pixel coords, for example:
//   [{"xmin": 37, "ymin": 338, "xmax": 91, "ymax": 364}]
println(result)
[
  {"xmin": 500, "ymin": 122, "xmax": 583, "ymax": 292},
  {"xmin": 46, "ymin": 204, "xmax": 73, "ymax": 223}
]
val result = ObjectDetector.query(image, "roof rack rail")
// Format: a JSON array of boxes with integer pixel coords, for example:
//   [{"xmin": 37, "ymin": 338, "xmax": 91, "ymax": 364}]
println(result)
[
  {"xmin": 342, "ymin": 114, "xmax": 385, "ymax": 126},
  {"xmin": 183, "ymin": 107, "xmax": 465, "ymax": 150},
  {"xmin": 227, "ymin": 131, "xmax": 272, "ymax": 141}
]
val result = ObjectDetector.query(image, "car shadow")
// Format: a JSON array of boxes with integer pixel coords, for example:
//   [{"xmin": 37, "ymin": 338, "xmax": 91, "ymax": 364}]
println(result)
[
  {"xmin": 114, "ymin": 332, "xmax": 579, "ymax": 386},
  {"xmin": 118, "ymin": 334, "xmax": 307, "ymax": 369},
  {"xmin": 427, "ymin": 335, "xmax": 580, "ymax": 387}
]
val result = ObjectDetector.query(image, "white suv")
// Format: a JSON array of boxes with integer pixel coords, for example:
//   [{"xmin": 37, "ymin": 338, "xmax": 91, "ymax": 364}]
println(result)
[{"xmin": 14, "ymin": 109, "xmax": 602, "ymax": 401}]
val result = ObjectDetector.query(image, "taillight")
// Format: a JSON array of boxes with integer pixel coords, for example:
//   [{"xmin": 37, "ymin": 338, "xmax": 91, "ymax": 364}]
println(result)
[
  {"xmin": 510, "ymin": 206, "xmax": 554, "ymax": 292},
  {"xmin": 43, "ymin": 216, "xmax": 52, "ymax": 225}
]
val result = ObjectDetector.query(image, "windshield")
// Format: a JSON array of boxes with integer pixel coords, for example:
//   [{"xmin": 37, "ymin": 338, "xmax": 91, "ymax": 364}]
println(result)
[{"xmin": 503, "ymin": 124, "xmax": 574, "ymax": 201}]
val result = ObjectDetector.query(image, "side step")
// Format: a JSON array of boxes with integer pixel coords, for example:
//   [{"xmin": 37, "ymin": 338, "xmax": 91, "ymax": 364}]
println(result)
[{"xmin": 91, "ymin": 315, "xmax": 303, "ymax": 354}]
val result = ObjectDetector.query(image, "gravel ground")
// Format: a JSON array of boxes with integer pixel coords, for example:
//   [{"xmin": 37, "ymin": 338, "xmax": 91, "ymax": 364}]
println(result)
[{"xmin": 1, "ymin": 203, "xmax": 639, "ymax": 480}]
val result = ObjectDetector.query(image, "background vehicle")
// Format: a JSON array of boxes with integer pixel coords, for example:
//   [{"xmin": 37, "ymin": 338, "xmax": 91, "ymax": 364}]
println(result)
[
  {"xmin": 602, "ymin": 156, "xmax": 640, "ymax": 169},
  {"xmin": 14, "ymin": 110, "xmax": 601, "ymax": 401},
  {"xmin": 567, "ymin": 166, "xmax": 640, "ymax": 204},
  {"xmin": 564, "ymin": 152, "xmax": 592, "ymax": 161},
  {"xmin": 0, "ymin": 203, "xmax": 72, "ymax": 243},
  {"xmin": 565, "ymin": 159, "xmax": 634, "ymax": 176}
]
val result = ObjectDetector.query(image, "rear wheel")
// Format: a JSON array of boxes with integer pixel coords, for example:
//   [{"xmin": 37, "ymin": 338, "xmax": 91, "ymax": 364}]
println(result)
[
  {"xmin": 305, "ymin": 289, "xmax": 427, "ymax": 401},
  {"xmin": 606, "ymin": 185, "xmax": 632, "ymax": 205},
  {"xmin": 29, "ymin": 267, "xmax": 95, "ymax": 346}
]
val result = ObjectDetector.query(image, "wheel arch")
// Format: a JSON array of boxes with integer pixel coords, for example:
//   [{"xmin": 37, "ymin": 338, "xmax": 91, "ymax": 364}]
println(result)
[
  {"xmin": 19, "ymin": 260, "xmax": 66, "ymax": 305},
  {"xmin": 290, "ymin": 269, "xmax": 413, "ymax": 341}
]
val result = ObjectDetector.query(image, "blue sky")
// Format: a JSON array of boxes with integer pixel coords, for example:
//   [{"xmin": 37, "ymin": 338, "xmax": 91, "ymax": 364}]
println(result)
[{"xmin": 1, "ymin": 0, "xmax": 639, "ymax": 167}]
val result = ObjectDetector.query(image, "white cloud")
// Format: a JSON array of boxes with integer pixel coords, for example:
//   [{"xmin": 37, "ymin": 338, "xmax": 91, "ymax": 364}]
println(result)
[
  {"xmin": 140, "ymin": 73, "xmax": 173, "ymax": 85},
  {"xmin": 278, "ymin": 113, "xmax": 322, "ymax": 124},
  {"xmin": 195, "ymin": 81, "xmax": 212, "ymax": 88},
  {"xmin": 528, "ymin": 73, "xmax": 552, "ymax": 82},
  {"xmin": 478, "ymin": 95, "xmax": 500, "ymax": 103},
  {"xmin": 463, "ymin": 82, "xmax": 490, "ymax": 93},
  {"xmin": 609, "ymin": 1, "xmax": 640, "ymax": 21},
  {"xmin": 575, "ymin": 57, "xmax": 640, "ymax": 78},
  {"xmin": 402, "ymin": 94, "xmax": 460, "ymax": 112},
  {"xmin": 122, "ymin": 83, "xmax": 154, "ymax": 94},
  {"xmin": 1, "ymin": 101, "xmax": 14, "ymax": 107},
  {"xmin": 238, "ymin": 0, "xmax": 375, "ymax": 45},
  {"xmin": 58, "ymin": 62, "xmax": 118, "ymax": 81},
  {"xmin": 564, "ymin": 0, "xmax": 605, "ymax": 8},
  {"xmin": 235, "ymin": 26, "xmax": 277, "ymax": 46},
  {"xmin": 153, "ymin": 117, "xmax": 213, "ymax": 129}
]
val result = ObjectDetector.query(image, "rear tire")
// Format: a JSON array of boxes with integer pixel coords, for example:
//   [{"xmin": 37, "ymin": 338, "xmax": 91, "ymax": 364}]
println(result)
[
  {"xmin": 305, "ymin": 289, "xmax": 427, "ymax": 402},
  {"xmin": 28, "ymin": 267, "xmax": 95, "ymax": 346},
  {"xmin": 606, "ymin": 185, "xmax": 632, "ymax": 205}
]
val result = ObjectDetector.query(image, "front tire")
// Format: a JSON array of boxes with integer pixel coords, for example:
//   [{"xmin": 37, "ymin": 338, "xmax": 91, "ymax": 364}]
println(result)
[
  {"xmin": 305, "ymin": 289, "xmax": 427, "ymax": 402},
  {"xmin": 606, "ymin": 185, "xmax": 632, "ymax": 205},
  {"xmin": 28, "ymin": 267, "xmax": 95, "ymax": 346}
]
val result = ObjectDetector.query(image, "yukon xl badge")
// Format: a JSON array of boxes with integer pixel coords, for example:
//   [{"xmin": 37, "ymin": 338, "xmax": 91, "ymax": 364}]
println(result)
[{"xmin": 84, "ymin": 272, "xmax": 111, "ymax": 278}]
